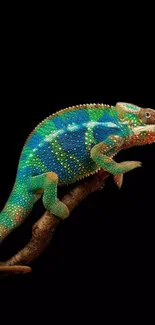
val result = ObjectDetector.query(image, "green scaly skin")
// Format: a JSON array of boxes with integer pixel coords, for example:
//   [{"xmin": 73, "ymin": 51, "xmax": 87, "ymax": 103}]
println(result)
[{"xmin": 0, "ymin": 102, "xmax": 155, "ymax": 242}]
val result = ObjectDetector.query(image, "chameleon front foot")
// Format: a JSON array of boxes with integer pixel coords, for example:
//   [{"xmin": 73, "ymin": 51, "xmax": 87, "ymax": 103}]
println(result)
[
  {"xmin": 113, "ymin": 174, "xmax": 124, "ymax": 189},
  {"xmin": 114, "ymin": 160, "xmax": 142, "ymax": 175},
  {"xmin": 91, "ymin": 141, "xmax": 142, "ymax": 178},
  {"xmin": 113, "ymin": 161, "xmax": 142, "ymax": 188}
]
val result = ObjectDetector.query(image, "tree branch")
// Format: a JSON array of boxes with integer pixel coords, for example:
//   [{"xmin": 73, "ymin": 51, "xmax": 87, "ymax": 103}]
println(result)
[{"xmin": 0, "ymin": 171, "xmax": 109, "ymax": 275}]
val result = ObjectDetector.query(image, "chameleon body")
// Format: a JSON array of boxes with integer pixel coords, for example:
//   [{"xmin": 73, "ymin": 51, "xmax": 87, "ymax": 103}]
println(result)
[{"xmin": 0, "ymin": 102, "xmax": 155, "ymax": 242}]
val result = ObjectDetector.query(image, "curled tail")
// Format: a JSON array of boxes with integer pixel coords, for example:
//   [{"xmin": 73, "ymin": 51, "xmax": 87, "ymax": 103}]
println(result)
[{"xmin": 0, "ymin": 182, "xmax": 37, "ymax": 242}]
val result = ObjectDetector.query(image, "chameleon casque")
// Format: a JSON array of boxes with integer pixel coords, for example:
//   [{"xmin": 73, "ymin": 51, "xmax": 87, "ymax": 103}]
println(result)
[{"xmin": 0, "ymin": 102, "xmax": 155, "ymax": 242}]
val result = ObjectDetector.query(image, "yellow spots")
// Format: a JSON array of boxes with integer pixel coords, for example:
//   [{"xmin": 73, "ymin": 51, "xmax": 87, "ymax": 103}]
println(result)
[
  {"xmin": 85, "ymin": 129, "xmax": 96, "ymax": 150},
  {"xmin": 0, "ymin": 225, "xmax": 9, "ymax": 239},
  {"xmin": 13, "ymin": 208, "xmax": 25, "ymax": 224}
]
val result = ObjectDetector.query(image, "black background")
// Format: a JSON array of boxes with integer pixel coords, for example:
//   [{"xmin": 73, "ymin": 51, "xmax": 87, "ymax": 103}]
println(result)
[{"xmin": 0, "ymin": 13, "xmax": 154, "ymax": 322}]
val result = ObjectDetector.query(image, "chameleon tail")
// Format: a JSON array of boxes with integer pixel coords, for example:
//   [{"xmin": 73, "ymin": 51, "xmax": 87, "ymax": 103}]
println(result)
[{"xmin": 0, "ymin": 182, "xmax": 37, "ymax": 242}]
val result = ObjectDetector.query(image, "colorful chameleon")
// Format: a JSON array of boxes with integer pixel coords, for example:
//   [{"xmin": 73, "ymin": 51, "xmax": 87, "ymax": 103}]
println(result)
[{"xmin": 0, "ymin": 102, "xmax": 155, "ymax": 242}]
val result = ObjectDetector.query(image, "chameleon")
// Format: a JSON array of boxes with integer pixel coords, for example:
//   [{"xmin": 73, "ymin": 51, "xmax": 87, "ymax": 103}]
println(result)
[{"xmin": 0, "ymin": 102, "xmax": 155, "ymax": 242}]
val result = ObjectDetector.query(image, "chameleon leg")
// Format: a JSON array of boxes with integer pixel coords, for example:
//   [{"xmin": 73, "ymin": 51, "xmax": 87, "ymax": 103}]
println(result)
[
  {"xmin": 90, "ymin": 138, "xmax": 141, "ymax": 176},
  {"xmin": 28, "ymin": 172, "xmax": 69, "ymax": 220}
]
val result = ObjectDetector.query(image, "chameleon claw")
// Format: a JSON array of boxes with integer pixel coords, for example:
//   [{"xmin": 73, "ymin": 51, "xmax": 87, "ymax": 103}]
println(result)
[{"xmin": 113, "ymin": 174, "xmax": 124, "ymax": 189}]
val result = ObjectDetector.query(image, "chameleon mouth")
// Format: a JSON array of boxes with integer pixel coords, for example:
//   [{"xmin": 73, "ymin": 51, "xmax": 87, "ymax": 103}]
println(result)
[
  {"xmin": 132, "ymin": 125, "xmax": 155, "ymax": 145},
  {"xmin": 133, "ymin": 125, "xmax": 155, "ymax": 135}
]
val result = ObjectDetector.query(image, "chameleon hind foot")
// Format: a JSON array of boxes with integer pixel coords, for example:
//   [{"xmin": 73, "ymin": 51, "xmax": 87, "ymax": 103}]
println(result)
[
  {"xmin": 28, "ymin": 171, "xmax": 70, "ymax": 220},
  {"xmin": 48, "ymin": 199, "xmax": 69, "ymax": 220}
]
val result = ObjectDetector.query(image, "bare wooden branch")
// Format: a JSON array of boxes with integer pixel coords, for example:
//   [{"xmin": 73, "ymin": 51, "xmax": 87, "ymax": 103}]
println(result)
[
  {"xmin": 0, "ymin": 171, "xmax": 109, "ymax": 273},
  {"xmin": 0, "ymin": 265, "xmax": 32, "ymax": 274}
]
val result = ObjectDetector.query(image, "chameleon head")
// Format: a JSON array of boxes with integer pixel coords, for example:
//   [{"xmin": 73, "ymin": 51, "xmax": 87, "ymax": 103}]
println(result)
[{"xmin": 116, "ymin": 102, "xmax": 155, "ymax": 146}]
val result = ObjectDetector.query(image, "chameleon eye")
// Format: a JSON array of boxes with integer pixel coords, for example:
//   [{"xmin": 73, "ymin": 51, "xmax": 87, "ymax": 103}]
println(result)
[
  {"xmin": 145, "ymin": 112, "xmax": 151, "ymax": 118},
  {"xmin": 139, "ymin": 108, "xmax": 155, "ymax": 124}
]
